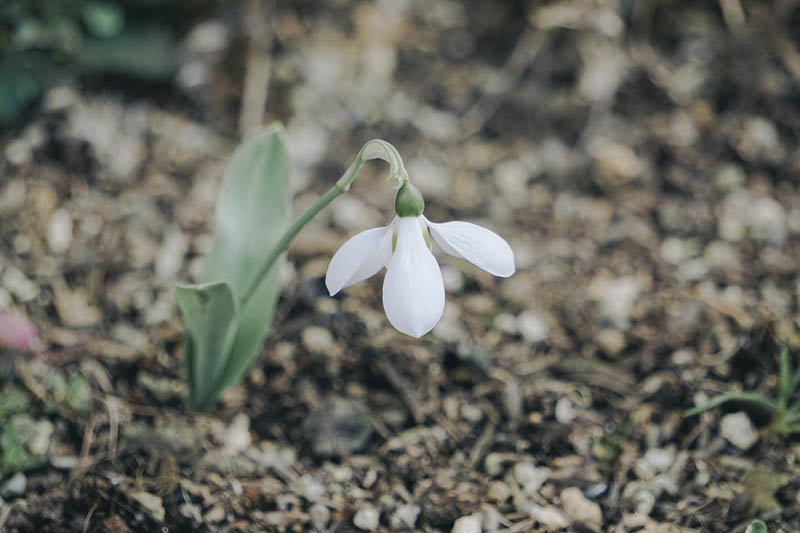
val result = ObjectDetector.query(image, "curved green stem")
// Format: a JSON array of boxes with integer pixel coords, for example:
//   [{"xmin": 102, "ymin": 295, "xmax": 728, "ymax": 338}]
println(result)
[{"xmin": 238, "ymin": 139, "xmax": 407, "ymax": 313}]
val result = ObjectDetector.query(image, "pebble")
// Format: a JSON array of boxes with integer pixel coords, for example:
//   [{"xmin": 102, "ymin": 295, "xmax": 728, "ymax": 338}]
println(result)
[
  {"xmin": 748, "ymin": 196, "xmax": 786, "ymax": 244},
  {"xmin": 0, "ymin": 473, "xmax": 27, "ymax": 498},
  {"xmin": 178, "ymin": 503, "xmax": 202, "ymax": 522},
  {"xmin": 309, "ymin": 503, "xmax": 330, "ymax": 530},
  {"xmin": 452, "ymin": 513, "xmax": 482, "ymax": 533},
  {"xmin": 223, "ymin": 414, "xmax": 251, "ymax": 454},
  {"xmin": 513, "ymin": 462, "xmax": 549, "ymax": 495},
  {"xmin": 526, "ymin": 504, "xmax": 569, "ymax": 528},
  {"xmin": 353, "ymin": 505, "xmax": 380, "ymax": 530},
  {"xmin": 390, "ymin": 503, "xmax": 420, "ymax": 529},
  {"xmin": 29, "ymin": 419, "xmax": 54, "ymax": 455},
  {"xmin": 517, "ymin": 310, "xmax": 549, "ymax": 343},
  {"xmin": 184, "ymin": 21, "xmax": 230, "ymax": 54},
  {"xmin": 487, "ymin": 481, "xmax": 511, "ymax": 503},
  {"xmin": 720, "ymin": 412, "xmax": 758, "ymax": 450},
  {"xmin": 4, "ymin": 139, "xmax": 31, "ymax": 166},
  {"xmin": 53, "ymin": 282, "xmax": 102, "ymax": 327},
  {"xmin": 301, "ymin": 326, "xmax": 334, "ymax": 354},
  {"xmin": 643, "ymin": 448, "xmax": 675, "ymax": 472},
  {"xmin": 127, "ymin": 490, "xmax": 165, "ymax": 522},
  {"xmin": 302, "ymin": 396, "xmax": 372, "ymax": 458},
  {"xmin": 482, "ymin": 506, "xmax": 502, "ymax": 532},
  {"xmin": 704, "ymin": 240, "xmax": 741, "ymax": 278},
  {"xmin": 204, "ymin": 505, "xmax": 225, "ymax": 523},
  {"xmin": 493, "ymin": 313, "xmax": 517, "ymax": 334},
  {"xmin": 589, "ymin": 275, "xmax": 641, "ymax": 330},
  {"xmin": 595, "ymin": 328, "xmax": 626, "ymax": 356},
  {"xmin": 47, "ymin": 208, "xmax": 73, "ymax": 254},
  {"xmin": 561, "ymin": 487, "xmax": 602, "ymax": 530},
  {"xmin": 441, "ymin": 265, "xmax": 465, "ymax": 293},
  {"xmin": 0, "ymin": 180, "xmax": 26, "ymax": 215},
  {"xmin": 555, "ymin": 397, "xmax": 577, "ymax": 424},
  {"xmin": 494, "ymin": 159, "xmax": 529, "ymax": 208},
  {"xmin": 155, "ymin": 226, "xmax": 188, "ymax": 279},
  {"xmin": 484, "ymin": 453, "xmax": 506, "ymax": 477},
  {"xmin": 736, "ymin": 116, "xmax": 784, "ymax": 163},
  {"xmin": 592, "ymin": 141, "xmax": 642, "ymax": 184},
  {"xmin": 331, "ymin": 196, "xmax": 376, "ymax": 231},
  {"xmin": 2, "ymin": 267, "xmax": 39, "ymax": 302}
]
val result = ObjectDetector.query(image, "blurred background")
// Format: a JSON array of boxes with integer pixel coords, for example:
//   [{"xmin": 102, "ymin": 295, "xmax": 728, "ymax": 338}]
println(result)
[{"xmin": 1, "ymin": 0, "xmax": 800, "ymax": 531}]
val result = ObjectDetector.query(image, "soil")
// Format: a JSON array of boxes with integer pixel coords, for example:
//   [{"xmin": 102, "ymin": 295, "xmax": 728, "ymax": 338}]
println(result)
[{"xmin": 1, "ymin": 0, "xmax": 800, "ymax": 532}]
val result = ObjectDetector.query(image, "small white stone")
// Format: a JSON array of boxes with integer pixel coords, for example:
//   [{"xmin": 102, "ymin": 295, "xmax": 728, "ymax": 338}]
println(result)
[
  {"xmin": 644, "ymin": 447, "xmax": 674, "ymax": 472},
  {"xmin": 301, "ymin": 326, "xmax": 334, "ymax": 354},
  {"xmin": 353, "ymin": 505, "xmax": 380, "ymax": 530},
  {"xmin": 561, "ymin": 487, "xmax": 602, "ymax": 530},
  {"xmin": 29, "ymin": 419, "xmax": 54, "ymax": 455},
  {"xmin": 390, "ymin": 503, "xmax": 420, "ymax": 529},
  {"xmin": 590, "ymin": 276, "xmax": 641, "ymax": 330},
  {"xmin": 487, "ymin": 481, "xmax": 511, "ymax": 503},
  {"xmin": 526, "ymin": 505, "xmax": 569, "ymax": 528},
  {"xmin": 204, "ymin": 505, "xmax": 225, "ymax": 523},
  {"xmin": 2, "ymin": 267, "xmax": 39, "ymax": 302},
  {"xmin": 555, "ymin": 397, "xmax": 577, "ymax": 424},
  {"xmin": 178, "ymin": 503, "xmax": 202, "ymax": 521},
  {"xmin": 493, "ymin": 313, "xmax": 517, "ymax": 334},
  {"xmin": 482, "ymin": 506, "xmax": 502, "ymax": 532},
  {"xmin": 155, "ymin": 226, "xmax": 188, "ymax": 279},
  {"xmin": 720, "ymin": 412, "xmax": 758, "ymax": 450},
  {"xmin": 309, "ymin": 503, "xmax": 330, "ymax": 530},
  {"xmin": 128, "ymin": 490, "xmax": 165, "ymax": 522},
  {"xmin": 223, "ymin": 413, "xmax": 251, "ymax": 454},
  {"xmin": 0, "ymin": 472, "xmax": 27, "ymax": 498},
  {"xmin": 513, "ymin": 462, "xmax": 549, "ymax": 495},
  {"xmin": 184, "ymin": 21, "xmax": 230, "ymax": 54},
  {"xmin": 452, "ymin": 513, "xmax": 482, "ymax": 533},
  {"xmin": 441, "ymin": 265, "xmax": 464, "ymax": 293},
  {"xmin": 4, "ymin": 139, "xmax": 31, "ymax": 166},
  {"xmin": 517, "ymin": 310, "xmax": 549, "ymax": 343},
  {"xmin": 47, "ymin": 208, "xmax": 73, "ymax": 254}
]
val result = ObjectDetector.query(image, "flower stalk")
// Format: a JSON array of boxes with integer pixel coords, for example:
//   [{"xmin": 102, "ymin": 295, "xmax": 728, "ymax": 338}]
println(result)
[{"xmin": 239, "ymin": 139, "xmax": 407, "ymax": 313}]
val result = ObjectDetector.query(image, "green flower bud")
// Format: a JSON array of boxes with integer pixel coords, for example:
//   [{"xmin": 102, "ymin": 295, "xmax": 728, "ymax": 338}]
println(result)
[{"xmin": 394, "ymin": 181, "xmax": 425, "ymax": 217}]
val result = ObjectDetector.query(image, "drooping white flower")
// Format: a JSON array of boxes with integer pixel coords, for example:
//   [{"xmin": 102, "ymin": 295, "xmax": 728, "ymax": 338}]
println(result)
[{"xmin": 326, "ymin": 182, "xmax": 514, "ymax": 338}]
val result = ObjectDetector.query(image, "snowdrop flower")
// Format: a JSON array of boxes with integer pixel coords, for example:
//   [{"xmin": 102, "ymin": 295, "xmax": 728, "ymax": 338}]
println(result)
[{"xmin": 326, "ymin": 180, "xmax": 514, "ymax": 337}]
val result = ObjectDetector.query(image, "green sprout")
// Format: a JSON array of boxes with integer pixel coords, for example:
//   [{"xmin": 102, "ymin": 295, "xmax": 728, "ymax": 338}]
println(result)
[{"xmin": 685, "ymin": 345, "xmax": 800, "ymax": 435}]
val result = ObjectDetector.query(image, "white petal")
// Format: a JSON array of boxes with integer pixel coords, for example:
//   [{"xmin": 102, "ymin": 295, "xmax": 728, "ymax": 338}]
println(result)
[
  {"xmin": 383, "ymin": 217, "xmax": 445, "ymax": 337},
  {"xmin": 326, "ymin": 224, "xmax": 393, "ymax": 295},
  {"xmin": 425, "ymin": 218, "xmax": 515, "ymax": 277}
]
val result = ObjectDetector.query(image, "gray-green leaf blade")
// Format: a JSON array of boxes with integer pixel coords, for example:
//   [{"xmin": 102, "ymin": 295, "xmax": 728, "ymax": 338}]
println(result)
[
  {"xmin": 199, "ymin": 123, "xmax": 291, "ymax": 403},
  {"xmin": 175, "ymin": 281, "xmax": 238, "ymax": 407}
]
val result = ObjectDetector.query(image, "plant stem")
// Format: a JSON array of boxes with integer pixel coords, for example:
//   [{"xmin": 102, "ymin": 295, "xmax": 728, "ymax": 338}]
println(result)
[{"xmin": 238, "ymin": 139, "xmax": 406, "ymax": 313}]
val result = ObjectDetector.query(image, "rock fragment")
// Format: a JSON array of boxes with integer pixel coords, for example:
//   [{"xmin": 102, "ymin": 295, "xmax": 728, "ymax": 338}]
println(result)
[{"xmin": 720, "ymin": 412, "xmax": 758, "ymax": 450}]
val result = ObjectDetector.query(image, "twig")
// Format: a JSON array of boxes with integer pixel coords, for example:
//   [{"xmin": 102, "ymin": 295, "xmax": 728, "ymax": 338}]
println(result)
[
  {"xmin": 718, "ymin": 0, "xmax": 746, "ymax": 32},
  {"xmin": 468, "ymin": 420, "xmax": 495, "ymax": 469},
  {"xmin": 460, "ymin": 27, "xmax": 545, "ymax": 140},
  {"xmin": 81, "ymin": 503, "xmax": 98, "ymax": 533},
  {"xmin": 372, "ymin": 355, "xmax": 426, "ymax": 425}
]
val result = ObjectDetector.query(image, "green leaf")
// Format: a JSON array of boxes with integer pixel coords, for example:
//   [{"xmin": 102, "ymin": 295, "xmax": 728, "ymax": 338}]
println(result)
[
  {"xmin": 176, "ymin": 281, "xmax": 238, "ymax": 408},
  {"xmin": 197, "ymin": 124, "xmax": 291, "ymax": 405},
  {"xmin": 75, "ymin": 26, "xmax": 178, "ymax": 80},
  {"xmin": 684, "ymin": 391, "xmax": 778, "ymax": 417},
  {"xmin": 0, "ymin": 55, "xmax": 40, "ymax": 126},
  {"xmin": 746, "ymin": 520, "xmax": 768, "ymax": 533}
]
